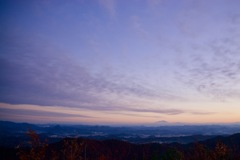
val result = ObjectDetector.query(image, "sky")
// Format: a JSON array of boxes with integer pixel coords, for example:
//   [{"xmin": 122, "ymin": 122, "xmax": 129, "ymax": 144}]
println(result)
[{"xmin": 0, "ymin": 0, "xmax": 240, "ymax": 125}]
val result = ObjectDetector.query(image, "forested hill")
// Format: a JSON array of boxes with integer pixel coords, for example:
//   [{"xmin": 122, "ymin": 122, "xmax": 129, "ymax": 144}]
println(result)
[{"xmin": 1, "ymin": 132, "xmax": 240, "ymax": 160}]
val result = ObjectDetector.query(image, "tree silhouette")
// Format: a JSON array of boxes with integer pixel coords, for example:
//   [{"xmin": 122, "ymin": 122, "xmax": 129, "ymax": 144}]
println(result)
[
  {"xmin": 17, "ymin": 130, "xmax": 48, "ymax": 160},
  {"xmin": 16, "ymin": 130, "xmax": 240, "ymax": 160},
  {"xmin": 62, "ymin": 138, "xmax": 83, "ymax": 160}
]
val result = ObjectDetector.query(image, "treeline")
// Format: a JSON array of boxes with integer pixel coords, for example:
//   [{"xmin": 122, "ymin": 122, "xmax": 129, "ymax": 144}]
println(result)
[{"xmin": 1, "ymin": 130, "xmax": 240, "ymax": 160}]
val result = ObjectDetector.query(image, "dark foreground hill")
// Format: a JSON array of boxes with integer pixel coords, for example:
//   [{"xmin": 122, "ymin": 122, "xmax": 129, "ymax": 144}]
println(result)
[{"xmin": 1, "ymin": 132, "xmax": 240, "ymax": 160}]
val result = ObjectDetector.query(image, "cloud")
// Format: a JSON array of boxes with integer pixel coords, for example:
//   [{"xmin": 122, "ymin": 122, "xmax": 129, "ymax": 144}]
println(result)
[
  {"xmin": 0, "ymin": 33, "xmax": 182, "ymax": 110},
  {"xmin": 175, "ymin": 35, "xmax": 240, "ymax": 100},
  {"xmin": 0, "ymin": 108, "xmax": 93, "ymax": 118},
  {"xmin": 170, "ymin": 0, "xmax": 240, "ymax": 101},
  {"xmin": 0, "ymin": 102, "xmax": 213, "ymax": 124},
  {"xmin": 131, "ymin": 16, "xmax": 148, "ymax": 39},
  {"xmin": 0, "ymin": 55, "xmax": 99, "ymax": 106},
  {"xmin": 127, "ymin": 108, "xmax": 184, "ymax": 115},
  {"xmin": 0, "ymin": 102, "xmax": 96, "ymax": 123},
  {"xmin": 101, "ymin": 105, "xmax": 214, "ymax": 116},
  {"xmin": 148, "ymin": 0, "xmax": 163, "ymax": 7},
  {"xmin": 98, "ymin": 0, "xmax": 116, "ymax": 17},
  {"xmin": 128, "ymin": 108, "xmax": 214, "ymax": 115}
]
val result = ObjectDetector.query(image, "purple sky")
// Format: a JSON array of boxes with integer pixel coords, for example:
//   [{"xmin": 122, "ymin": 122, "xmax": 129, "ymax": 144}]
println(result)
[{"xmin": 1, "ymin": 0, "xmax": 240, "ymax": 125}]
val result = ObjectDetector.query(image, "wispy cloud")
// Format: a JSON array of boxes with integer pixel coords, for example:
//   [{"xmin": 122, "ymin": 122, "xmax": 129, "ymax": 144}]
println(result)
[
  {"xmin": 1, "ymin": 0, "xmax": 238, "ymax": 124},
  {"xmin": 0, "ymin": 102, "xmax": 96, "ymax": 123},
  {"xmin": 131, "ymin": 16, "xmax": 148, "ymax": 39},
  {"xmin": 170, "ymin": 0, "xmax": 240, "ymax": 101},
  {"xmin": 0, "ymin": 33, "xmax": 182, "ymax": 109},
  {"xmin": 127, "ymin": 107, "xmax": 214, "ymax": 115},
  {"xmin": 0, "ymin": 102, "xmax": 214, "ymax": 123},
  {"xmin": 98, "ymin": 0, "xmax": 116, "ymax": 17},
  {"xmin": 175, "ymin": 35, "xmax": 240, "ymax": 100},
  {"xmin": 0, "ymin": 108, "xmax": 93, "ymax": 118},
  {"xmin": 148, "ymin": 0, "xmax": 163, "ymax": 7},
  {"xmin": 98, "ymin": 104, "xmax": 215, "ymax": 116},
  {"xmin": 126, "ymin": 108, "xmax": 184, "ymax": 115}
]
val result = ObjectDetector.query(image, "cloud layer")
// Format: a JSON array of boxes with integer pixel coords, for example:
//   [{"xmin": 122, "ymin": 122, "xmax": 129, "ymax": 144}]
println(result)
[
  {"xmin": 0, "ymin": 33, "xmax": 181, "ymax": 111},
  {"xmin": 1, "ymin": 0, "xmax": 239, "ymax": 124}
]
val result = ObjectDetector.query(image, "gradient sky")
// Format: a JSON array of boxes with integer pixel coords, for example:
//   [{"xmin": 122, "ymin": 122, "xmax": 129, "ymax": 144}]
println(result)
[{"xmin": 1, "ymin": 0, "xmax": 240, "ymax": 125}]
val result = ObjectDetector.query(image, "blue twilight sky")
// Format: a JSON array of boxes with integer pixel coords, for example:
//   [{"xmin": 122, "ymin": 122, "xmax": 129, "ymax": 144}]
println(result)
[{"xmin": 1, "ymin": 0, "xmax": 240, "ymax": 125}]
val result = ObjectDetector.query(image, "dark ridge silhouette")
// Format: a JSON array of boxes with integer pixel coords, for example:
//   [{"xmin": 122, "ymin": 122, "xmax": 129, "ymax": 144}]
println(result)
[{"xmin": 1, "ymin": 132, "xmax": 240, "ymax": 160}]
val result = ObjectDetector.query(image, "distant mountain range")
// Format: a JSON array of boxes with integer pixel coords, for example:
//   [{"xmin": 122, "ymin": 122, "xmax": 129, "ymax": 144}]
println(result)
[
  {"xmin": 1, "ymin": 121, "xmax": 240, "ymax": 159},
  {"xmin": 1, "ymin": 121, "xmax": 240, "ymax": 146}
]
